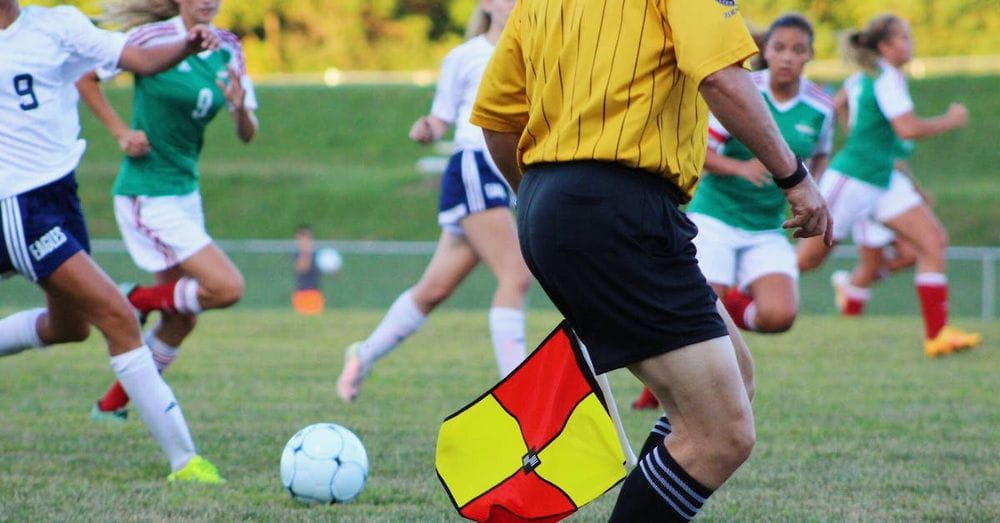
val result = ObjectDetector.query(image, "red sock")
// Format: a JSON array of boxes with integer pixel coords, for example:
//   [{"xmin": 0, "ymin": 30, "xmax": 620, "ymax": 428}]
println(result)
[
  {"xmin": 916, "ymin": 280, "xmax": 948, "ymax": 339},
  {"xmin": 98, "ymin": 380, "xmax": 130, "ymax": 411},
  {"xmin": 631, "ymin": 387, "xmax": 659, "ymax": 410},
  {"xmin": 128, "ymin": 282, "xmax": 179, "ymax": 314},
  {"xmin": 723, "ymin": 288, "xmax": 753, "ymax": 331},
  {"xmin": 843, "ymin": 297, "xmax": 867, "ymax": 316}
]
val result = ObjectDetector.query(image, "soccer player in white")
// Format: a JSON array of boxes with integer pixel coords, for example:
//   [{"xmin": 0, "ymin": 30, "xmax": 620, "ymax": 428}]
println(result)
[
  {"xmin": 75, "ymin": 0, "xmax": 258, "ymax": 423},
  {"xmin": 337, "ymin": 0, "xmax": 532, "ymax": 402},
  {"xmin": 796, "ymin": 14, "xmax": 979, "ymax": 357},
  {"xmin": 0, "ymin": 0, "xmax": 224, "ymax": 482}
]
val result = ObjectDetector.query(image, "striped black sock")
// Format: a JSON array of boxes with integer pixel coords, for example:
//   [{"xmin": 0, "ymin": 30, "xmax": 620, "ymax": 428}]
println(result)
[
  {"xmin": 638, "ymin": 414, "xmax": 671, "ymax": 458},
  {"xmin": 609, "ymin": 443, "xmax": 713, "ymax": 522}
]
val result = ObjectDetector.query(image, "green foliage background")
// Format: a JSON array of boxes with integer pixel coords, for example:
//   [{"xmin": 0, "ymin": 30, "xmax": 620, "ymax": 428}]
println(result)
[{"xmin": 23, "ymin": 0, "xmax": 1000, "ymax": 72}]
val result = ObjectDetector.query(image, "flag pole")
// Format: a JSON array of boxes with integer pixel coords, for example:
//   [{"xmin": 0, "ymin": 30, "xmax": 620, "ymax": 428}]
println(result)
[{"xmin": 575, "ymin": 337, "xmax": 638, "ymax": 468}]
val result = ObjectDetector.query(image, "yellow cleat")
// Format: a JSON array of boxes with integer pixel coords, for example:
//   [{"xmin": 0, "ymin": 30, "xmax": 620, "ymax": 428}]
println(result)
[
  {"xmin": 924, "ymin": 326, "xmax": 982, "ymax": 358},
  {"xmin": 167, "ymin": 455, "xmax": 226, "ymax": 484}
]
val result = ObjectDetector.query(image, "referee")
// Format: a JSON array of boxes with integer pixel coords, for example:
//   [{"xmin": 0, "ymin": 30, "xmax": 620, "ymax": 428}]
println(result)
[{"xmin": 472, "ymin": 1, "xmax": 831, "ymax": 521}]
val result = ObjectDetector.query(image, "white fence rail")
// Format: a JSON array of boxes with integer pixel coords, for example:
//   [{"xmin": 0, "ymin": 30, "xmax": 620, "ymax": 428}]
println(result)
[{"xmin": 90, "ymin": 240, "xmax": 999, "ymax": 321}]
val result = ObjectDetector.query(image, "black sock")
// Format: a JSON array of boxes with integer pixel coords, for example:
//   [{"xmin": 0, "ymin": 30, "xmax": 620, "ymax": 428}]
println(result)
[
  {"xmin": 609, "ymin": 443, "xmax": 713, "ymax": 522},
  {"xmin": 638, "ymin": 415, "xmax": 671, "ymax": 458}
]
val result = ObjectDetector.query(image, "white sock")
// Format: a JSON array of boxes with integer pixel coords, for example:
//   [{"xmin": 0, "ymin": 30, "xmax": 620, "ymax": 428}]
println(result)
[
  {"xmin": 743, "ymin": 302, "xmax": 758, "ymax": 331},
  {"xmin": 173, "ymin": 277, "xmax": 203, "ymax": 315},
  {"xmin": 916, "ymin": 272, "xmax": 948, "ymax": 287},
  {"xmin": 357, "ymin": 290, "xmax": 427, "ymax": 366},
  {"xmin": 111, "ymin": 346, "xmax": 196, "ymax": 471},
  {"xmin": 489, "ymin": 307, "xmax": 526, "ymax": 377},
  {"xmin": 146, "ymin": 330, "xmax": 180, "ymax": 373},
  {"xmin": 0, "ymin": 308, "xmax": 45, "ymax": 357}
]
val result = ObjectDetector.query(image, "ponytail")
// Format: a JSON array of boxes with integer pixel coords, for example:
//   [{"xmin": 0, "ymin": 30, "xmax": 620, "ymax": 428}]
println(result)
[
  {"xmin": 842, "ymin": 14, "xmax": 903, "ymax": 73},
  {"xmin": 464, "ymin": 7, "xmax": 491, "ymax": 41},
  {"xmin": 101, "ymin": 0, "xmax": 179, "ymax": 31}
]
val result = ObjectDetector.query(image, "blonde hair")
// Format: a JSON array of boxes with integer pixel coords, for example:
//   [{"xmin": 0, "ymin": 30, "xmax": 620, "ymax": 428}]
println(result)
[
  {"xmin": 101, "ymin": 0, "xmax": 179, "ymax": 31},
  {"xmin": 842, "ymin": 14, "xmax": 903, "ymax": 73},
  {"xmin": 464, "ymin": 7, "xmax": 491, "ymax": 40}
]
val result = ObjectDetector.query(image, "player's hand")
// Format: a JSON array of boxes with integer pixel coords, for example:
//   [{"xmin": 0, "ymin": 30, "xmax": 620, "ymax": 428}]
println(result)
[
  {"xmin": 409, "ymin": 117, "xmax": 436, "ymax": 144},
  {"xmin": 739, "ymin": 159, "xmax": 770, "ymax": 187},
  {"xmin": 946, "ymin": 103, "xmax": 968, "ymax": 129},
  {"xmin": 217, "ymin": 66, "xmax": 246, "ymax": 111},
  {"xmin": 116, "ymin": 129, "xmax": 150, "ymax": 158},
  {"xmin": 186, "ymin": 24, "xmax": 219, "ymax": 54},
  {"xmin": 781, "ymin": 175, "xmax": 833, "ymax": 245}
]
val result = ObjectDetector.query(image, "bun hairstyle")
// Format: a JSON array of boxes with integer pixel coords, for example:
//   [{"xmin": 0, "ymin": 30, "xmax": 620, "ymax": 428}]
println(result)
[
  {"xmin": 101, "ymin": 0, "xmax": 179, "ymax": 31},
  {"xmin": 752, "ymin": 13, "xmax": 814, "ymax": 70},
  {"xmin": 464, "ymin": 7, "xmax": 491, "ymax": 40},
  {"xmin": 842, "ymin": 14, "xmax": 903, "ymax": 73}
]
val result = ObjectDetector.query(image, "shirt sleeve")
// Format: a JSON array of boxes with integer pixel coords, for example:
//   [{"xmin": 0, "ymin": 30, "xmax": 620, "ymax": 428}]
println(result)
[
  {"xmin": 814, "ymin": 111, "xmax": 835, "ymax": 156},
  {"xmin": 429, "ymin": 49, "xmax": 462, "ymax": 124},
  {"xmin": 663, "ymin": 0, "xmax": 759, "ymax": 86},
  {"xmin": 706, "ymin": 113, "xmax": 730, "ymax": 151},
  {"xmin": 470, "ymin": 2, "xmax": 528, "ymax": 133},
  {"xmin": 55, "ymin": 6, "xmax": 127, "ymax": 82},
  {"xmin": 874, "ymin": 68, "xmax": 914, "ymax": 120}
]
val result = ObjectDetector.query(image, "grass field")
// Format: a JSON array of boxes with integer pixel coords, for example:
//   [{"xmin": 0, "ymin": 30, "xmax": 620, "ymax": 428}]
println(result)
[{"xmin": 1, "ymin": 310, "xmax": 998, "ymax": 520}]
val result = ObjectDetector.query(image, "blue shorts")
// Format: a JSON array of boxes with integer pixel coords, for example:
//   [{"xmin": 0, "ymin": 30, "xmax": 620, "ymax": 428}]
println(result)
[
  {"xmin": 437, "ymin": 149, "xmax": 514, "ymax": 235},
  {"xmin": 1, "ymin": 173, "xmax": 90, "ymax": 283}
]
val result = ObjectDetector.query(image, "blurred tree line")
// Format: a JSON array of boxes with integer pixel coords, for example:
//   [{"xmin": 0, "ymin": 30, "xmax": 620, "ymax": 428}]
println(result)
[{"xmin": 25, "ymin": 0, "xmax": 1000, "ymax": 73}]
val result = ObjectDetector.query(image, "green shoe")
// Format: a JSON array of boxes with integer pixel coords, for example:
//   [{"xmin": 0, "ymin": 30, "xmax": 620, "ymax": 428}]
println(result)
[
  {"xmin": 90, "ymin": 402, "xmax": 128, "ymax": 423},
  {"xmin": 168, "ymin": 455, "xmax": 226, "ymax": 484}
]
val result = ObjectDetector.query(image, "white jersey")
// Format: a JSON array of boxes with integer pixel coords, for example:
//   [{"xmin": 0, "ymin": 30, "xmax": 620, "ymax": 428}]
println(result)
[
  {"xmin": 430, "ymin": 35, "xmax": 495, "ymax": 151},
  {"xmin": 0, "ymin": 6, "xmax": 126, "ymax": 199}
]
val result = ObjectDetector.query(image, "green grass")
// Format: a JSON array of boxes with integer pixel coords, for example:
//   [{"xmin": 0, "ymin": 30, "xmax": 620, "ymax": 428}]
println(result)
[
  {"xmin": 1, "ymin": 310, "xmax": 998, "ymax": 520},
  {"xmin": 72, "ymin": 76, "xmax": 1000, "ymax": 244}
]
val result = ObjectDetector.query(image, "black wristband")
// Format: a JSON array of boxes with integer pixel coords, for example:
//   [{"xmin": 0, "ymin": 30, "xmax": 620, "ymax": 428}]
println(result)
[{"xmin": 774, "ymin": 158, "xmax": 809, "ymax": 190}]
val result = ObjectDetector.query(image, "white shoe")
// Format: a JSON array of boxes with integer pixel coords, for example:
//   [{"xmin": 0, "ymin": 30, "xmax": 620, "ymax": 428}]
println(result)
[
  {"xmin": 336, "ymin": 342, "xmax": 371, "ymax": 402},
  {"xmin": 830, "ymin": 270, "xmax": 850, "ymax": 314}
]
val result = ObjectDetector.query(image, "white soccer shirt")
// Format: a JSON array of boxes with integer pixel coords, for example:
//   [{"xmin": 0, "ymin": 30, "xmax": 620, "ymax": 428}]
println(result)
[
  {"xmin": 430, "ymin": 35, "xmax": 495, "ymax": 151},
  {"xmin": 0, "ymin": 6, "xmax": 126, "ymax": 199}
]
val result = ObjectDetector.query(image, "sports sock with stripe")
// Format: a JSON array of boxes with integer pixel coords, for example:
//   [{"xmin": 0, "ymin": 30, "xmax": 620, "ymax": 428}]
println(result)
[
  {"xmin": 128, "ymin": 277, "xmax": 202, "ymax": 315},
  {"xmin": 609, "ymin": 444, "xmax": 714, "ymax": 522},
  {"xmin": 488, "ymin": 307, "xmax": 526, "ymax": 377},
  {"xmin": 98, "ymin": 330, "xmax": 181, "ymax": 411},
  {"xmin": 357, "ymin": 289, "xmax": 427, "ymax": 366},
  {"xmin": 638, "ymin": 414, "xmax": 672, "ymax": 458},
  {"xmin": 915, "ymin": 272, "xmax": 948, "ymax": 339}
]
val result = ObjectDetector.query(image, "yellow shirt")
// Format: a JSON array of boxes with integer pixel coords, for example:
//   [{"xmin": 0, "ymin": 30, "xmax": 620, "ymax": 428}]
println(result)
[{"xmin": 471, "ymin": 0, "xmax": 758, "ymax": 201}]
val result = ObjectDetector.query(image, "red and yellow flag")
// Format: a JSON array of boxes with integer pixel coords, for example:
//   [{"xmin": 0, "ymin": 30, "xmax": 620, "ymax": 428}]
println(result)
[{"xmin": 436, "ymin": 321, "xmax": 627, "ymax": 522}]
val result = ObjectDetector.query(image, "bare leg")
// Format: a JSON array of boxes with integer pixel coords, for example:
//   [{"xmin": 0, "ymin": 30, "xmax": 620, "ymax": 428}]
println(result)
[{"xmin": 746, "ymin": 274, "xmax": 798, "ymax": 333}]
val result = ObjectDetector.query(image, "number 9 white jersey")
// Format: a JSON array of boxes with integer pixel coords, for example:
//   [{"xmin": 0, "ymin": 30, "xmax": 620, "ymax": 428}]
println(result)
[{"xmin": 0, "ymin": 6, "xmax": 126, "ymax": 199}]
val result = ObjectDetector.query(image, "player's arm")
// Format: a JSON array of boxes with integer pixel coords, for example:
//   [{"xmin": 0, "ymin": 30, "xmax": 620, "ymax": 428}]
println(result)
[
  {"xmin": 217, "ymin": 67, "xmax": 258, "ymax": 143},
  {"xmin": 76, "ymin": 72, "xmax": 149, "ymax": 157},
  {"xmin": 483, "ymin": 130, "xmax": 522, "ymax": 191},
  {"xmin": 833, "ymin": 88, "xmax": 850, "ymax": 134},
  {"xmin": 409, "ymin": 116, "xmax": 449, "ymax": 144},
  {"xmin": 809, "ymin": 154, "xmax": 829, "ymax": 180},
  {"xmin": 703, "ymin": 150, "xmax": 769, "ymax": 187},
  {"xmin": 890, "ymin": 105, "xmax": 968, "ymax": 140},
  {"xmin": 117, "ymin": 24, "xmax": 218, "ymax": 76}
]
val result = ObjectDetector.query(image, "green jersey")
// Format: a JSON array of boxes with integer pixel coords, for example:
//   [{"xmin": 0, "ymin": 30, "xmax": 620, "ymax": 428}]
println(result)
[
  {"xmin": 105, "ymin": 18, "xmax": 257, "ymax": 197},
  {"xmin": 688, "ymin": 71, "xmax": 834, "ymax": 231},
  {"xmin": 829, "ymin": 61, "xmax": 913, "ymax": 188}
]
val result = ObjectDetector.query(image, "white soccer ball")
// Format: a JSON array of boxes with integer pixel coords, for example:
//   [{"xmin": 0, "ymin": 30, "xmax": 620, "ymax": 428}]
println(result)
[
  {"xmin": 280, "ymin": 423, "xmax": 368, "ymax": 504},
  {"xmin": 314, "ymin": 248, "xmax": 343, "ymax": 275}
]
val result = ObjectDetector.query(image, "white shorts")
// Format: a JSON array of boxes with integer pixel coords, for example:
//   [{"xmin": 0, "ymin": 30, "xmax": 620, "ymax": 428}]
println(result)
[
  {"xmin": 689, "ymin": 213, "xmax": 799, "ymax": 291},
  {"xmin": 852, "ymin": 218, "xmax": 894, "ymax": 248},
  {"xmin": 820, "ymin": 169, "xmax": 922, "ymax": 241},
  {"xmin": 114, "ymin": 192, "xmax": 212, "ymax": 273}
]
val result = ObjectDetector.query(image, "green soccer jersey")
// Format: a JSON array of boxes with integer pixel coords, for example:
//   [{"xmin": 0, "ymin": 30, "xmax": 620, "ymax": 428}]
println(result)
[
  {"xmin": 828, "ymin": 61, "xmax": 914, "ymax": 188},
  {"xmin": 108, "ymin": 18, "xmax": 256, "ymax": 197},
  {"xmin": 688, "ymin": 71, "xmax": 834, "ymax": 231}
]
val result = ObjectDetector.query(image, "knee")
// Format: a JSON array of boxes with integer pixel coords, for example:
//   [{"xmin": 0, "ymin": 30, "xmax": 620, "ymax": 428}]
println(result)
[
  {"xmin": 501, "ymin": 269, "xmax": 533, "ymax": 297},
  {"xmin": 49, "ymin": 321, "xmax": 91, "ymax": 344},
  {"xmin": 797, "ymin": 253, "xmax": 822, "ymax": 272},
  {"xmin": 204, "ymin": 274, "xmax": 244, "ymax": 308},
  {"xmin": 707, "ymin": 415, "xmax": 756, "ymax": 471},
  {"xmin": 414, "ymin": 283, "xmax": 453, "ymax": 310},
  {"xmin": 753, "ymin": 306, "xmax": 796, "ymax": 333}
]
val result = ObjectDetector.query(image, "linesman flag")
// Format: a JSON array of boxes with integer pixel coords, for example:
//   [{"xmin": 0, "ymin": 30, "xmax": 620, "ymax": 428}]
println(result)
[{"xmin": 436, "ymin": 321, "xmax": 631, "ymax": 522}]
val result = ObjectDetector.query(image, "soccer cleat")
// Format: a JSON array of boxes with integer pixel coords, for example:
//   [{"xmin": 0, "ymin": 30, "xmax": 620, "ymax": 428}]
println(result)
[
  {"xmin": 924, "ymin": 326, "xmax": 983, "ymax": 358},
  {"xmin": 167, "ymin": 455, "xmax": 226, "ymax": 484},
  {"xmin": 117, "ymin": 282, "xmax": 148, "ymax": 326},
  {"xmin": 630, "ymin": 387, "xmax": 659, "ymax": 410},
  {"xmin": 336, "ymin": 342, "xmax": 371, "ymax": 402},
  {"xmin": 90, "ymin": 401, "xmax": 128, "ymax": 423},
  {"xmin": 830, "ymin": 270, "xmax": 850, "ymax": 314}
]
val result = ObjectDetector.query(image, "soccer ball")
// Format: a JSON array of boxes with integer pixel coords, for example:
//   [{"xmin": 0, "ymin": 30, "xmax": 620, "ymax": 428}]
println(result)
[
  {"xmin": 314, "ymin": 247, "xmax": 343, "ymax": 275},
  {"xmin": 280, "ymin": 423, "xmax": 368, "ymax": 504}
]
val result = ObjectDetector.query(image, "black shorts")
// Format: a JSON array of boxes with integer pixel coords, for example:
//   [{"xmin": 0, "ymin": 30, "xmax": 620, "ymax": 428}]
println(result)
[{"xmin": 517, "ymin": 161, "xmax": 727, "ymax": 374}]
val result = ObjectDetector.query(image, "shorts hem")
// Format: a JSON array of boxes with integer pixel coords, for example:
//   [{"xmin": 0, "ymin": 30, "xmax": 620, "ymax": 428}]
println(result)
[{"xmin": 590, "ymin": 326, "xmax": 730, "ymax": 374}]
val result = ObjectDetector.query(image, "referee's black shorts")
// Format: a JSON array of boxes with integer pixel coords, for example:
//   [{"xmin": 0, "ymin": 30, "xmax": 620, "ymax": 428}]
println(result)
[{"xmin": 517, "ymin": 161, "xmax": 727, "ymax": 374}]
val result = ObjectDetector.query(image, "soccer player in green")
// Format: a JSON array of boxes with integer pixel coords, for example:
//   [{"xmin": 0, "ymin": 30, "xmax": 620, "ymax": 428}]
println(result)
[
  {"xmin": 796, "ymin": 14, "xmax": 979, "ymax": 358},
  {"xmin": 76, "ymin": 0, "xmax": 259, "ymax": 420},
  {"xmin": 632, "ymin": 14, "xmax": 834, "ymax": 410}
]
